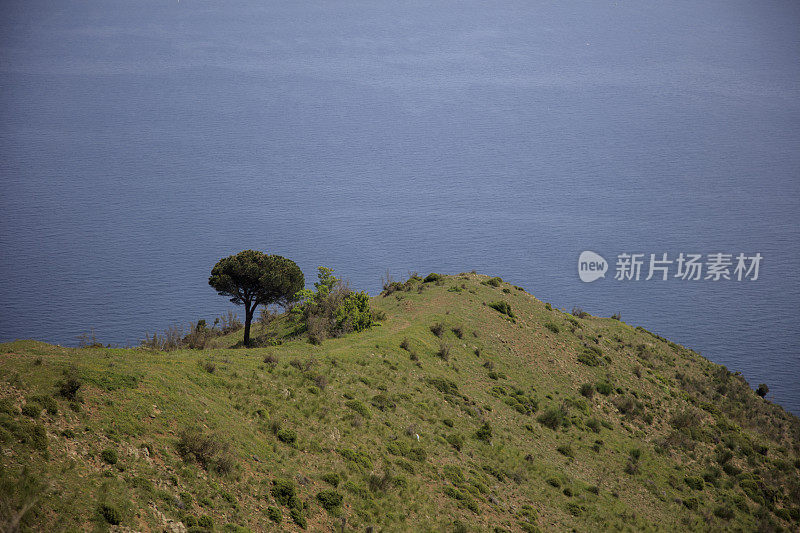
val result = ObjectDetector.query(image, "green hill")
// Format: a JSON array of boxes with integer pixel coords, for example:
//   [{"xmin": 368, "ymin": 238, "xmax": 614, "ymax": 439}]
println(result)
[{"xmin": 1, "ymin": 273, "xmax": 799, "ymax": 532}]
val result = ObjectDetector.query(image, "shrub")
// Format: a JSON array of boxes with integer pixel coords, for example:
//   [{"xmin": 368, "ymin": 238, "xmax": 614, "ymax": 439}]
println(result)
[
  {"xmin": 546, "ymin": 477, "xmax": 561, "ymax": 488},
  {"xmin": 430, "ymin": 323, "xmax": 445, "ymax": 337},
  {"xmin": 177, "ymin": 427, "xmax": 234, "ymax": 474},
  {"xmin": 571, "ymin": 307, "xmax": 589, "ymax": 319},
  {"xmin": 545, "ymin": 303, "xmax": 552, "ymax": 311},
  {"xmin": 289, "ymin": 506, "xmax": 306, "ymax": 529},
  {"xmin": 713, "ymin": 506, "xmax": 734, "ymax": 519},
  {"xmin": 58, "ymin": 377, "xmax": 82, "ymax": 401},
  {"xmin": 685, "ymin": 476, "xmax": 704, "ymax": 490},
  {"xmin": 595, "ymin": 381, "xmax": 613, "ymax": 395},
  {"xmin": 98, "ymin": 504, "xmax": 121, "ymax": 525},
  {"xmin": 427, "ymin": 377, "xmax": 459, "ymax": 395},
  {"xmin": 579, "ymin": 383, "xmax": 595, "ymax": 398},
  {"xmin": 198, "ymin": 515, "xmax": 213, "ymax": 528},
  {"xmin": 437, "ymin": 342, "xmax": 451, "ymax": 361},
  {"xmin": 370, "ymin": 394, "xmax": 395, "ymax": 411},
  {"xmin": 277, "ymin": 428, "xmax": 297, "ymax": 445},
  {"xmin": 452, "ymin": 326, "xmax": 463, "ymax": 338},
  {"xmin": 101, "ymin": 448, "xmax": 118, "ymax": 465},
  {"xmin": 538, "ymin": 406, "xmax": 567, "ymax": 430},
  {"xmin": 586, "ymin": 418, "xmax": 601, "ymax": 433},
  {"xmin": 474, "ymin": 422, "xmax": 492, "ymax": 443},
  {"xmin": 424, "ymin": 273, "xmax": 443, "ymax": 283},
  {"xmin": 446, "ymin": 433, "xmax": 464, "ymax": 451},
  {"xmin": 267, "ymin": 506, "xmax": 282, "ymax": 523},
  {"xmin": 557, "ymin": 445, "xmax": 573, "ymax": 458},
  {"xmin": 611, "ymin": 312, "xmax": 621, "ymax": 320},
  {"xmin": 577, "ymin": 351, "xmax": 600, "ymax": 366},
  {"xmin": 21, "ymin": 403, "xmax": 40, "ymax": 418},
  {"xmin": 28, "ymin": 395, "xmax": 57, "ymax": 416},
  {"xmin": 488, "ymin": 301, "xmax": 514, "ymax": 318},
  {"xmin": 344, "ymin": 400, "xmax": 371, "ymax": 419},
  {"xmin": 756, "ymin": 383, "xmax": 769, "ymax": 397},
  {"xmin": 486, "ymin": 277, "xmax": 503, "ymax": 287},
  {"xmin": 321, "ymin": 472, "xmax": 340, "ymax": 487},
  {"xmin": 271, "ymin": 479, "xmax": 299, "ymax": 508},
  {"xmin": 316, "ymin": 490, "xmax": 343, "ymax": 512},
  {"xmin": 544, "ymin": 323, "xmax": 560, "ymax": 334},
  {"xmin": 400, "ymin": 338, "xmax": 410, "ymax": 351}
]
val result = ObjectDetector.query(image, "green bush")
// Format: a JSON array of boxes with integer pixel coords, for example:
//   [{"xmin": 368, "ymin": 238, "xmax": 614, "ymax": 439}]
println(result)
[
  {"xmin": 579, "ymin": 383, "xmax": 594, "ymax": 398},
  {"xmin": 266, "ymin": 506, "xmax": 281, "ymax": 523},
  {"xmin": 544, "ymin": 323, "xmax": 560, "ymax": 334},
  {"xmin": 488, "ymin": 301, "xmax": 514, "ymax": 318},
  {"xmin": 486, "ymin": 277, "xmax": 503, "ymax": 287},
  {"xmin": 21, "ymin": 403, "xmax": 40, "ymax": 418},
  {"xmin": 586, "ymin": 418, "xmax": 601, "ymax": 433},
  {"xmin": 334, "ymin": 291, "xmax": 373, "ymax": 333},
  {"xmin": 556, "ymin": 445, "xmax": 573, "ymax": 458},
  {"xmin": 277, "ymin": 428, "xmax": 297, "ymax": 445},
  {"xmin": 713, "ymin": 505, "xmax": 734, "ymax": 519},
  {"xmin": 289, "ymin": 506, "xmax": 306, "ymax": 529},
  {"xmin": 58, "ymin": 376, "xmax": 82, "ymax": 401},
  {"xmin": 321, "ymin": 472, "xmax": 340, "ymax": 487},
  {"xmin": 424, "ymin": 273, "xmax": 443, "ymax": 283},
  {"xmin": 446, "ymin": 433, "xmax": 464, "ymax": 451},
  {"xmin": 271, "ymin": 479, "xmax": 299, "ymax": 508},
  {"xmin": 577, "ymin": 350, "xmax": 600, "ymax": 366},
  {"xmin": 177, "ymin": 427, "xmax": 234, "ymax": 474},
  {"xmin": 316, "ymin": 490, "xmax": 343, "ymax": 512},
  {"xmin": 28, "ymin": 395, "xmax": 58, "ymax": 416},
  {"xmin": 101, "ymin": 448, "xmax": 118, "ymax": 465},
  {"xmin": 344, "ymin": 400, "xmax": 371, "ymax": 419},
  {"xmin": 430, "ymin": 323, "xmax": 445, "ymax": 337},
  {"xmin": 538, "ymin": 407, "xmax": 567, "ymax": 430},
  {"xmin": 98, "ymin": 504, "xmax": 121, "ymax": 525},
  {"xmin": 474, "ymin": 422, "xmax": 492, "ymax": 443},
  {"xmin": 685, "ymin": 476, "xmax": 704, "ymax": 490},
  {"xmin": 198, "ymin": 515, "xmax": 213, "ymax": 528},
  {"xmin": 595, "ymin": 381, "xmax": 613, "ymax": 395}
]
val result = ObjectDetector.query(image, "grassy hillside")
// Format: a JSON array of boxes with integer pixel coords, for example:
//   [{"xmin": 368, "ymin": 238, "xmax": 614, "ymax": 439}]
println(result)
[{"xmin": 1, "ymin": 273, "xmax": 799, "ymax": 532}]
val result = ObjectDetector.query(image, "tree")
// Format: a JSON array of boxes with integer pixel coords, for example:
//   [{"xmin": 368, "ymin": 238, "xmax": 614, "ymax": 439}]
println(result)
[
  {"xmin": 209, "ymin": 250, "xmax": 304, "ymax": 346},
  {"xmin": 756, "ymin": 383, "xmax": 769, "ymax": 398}
]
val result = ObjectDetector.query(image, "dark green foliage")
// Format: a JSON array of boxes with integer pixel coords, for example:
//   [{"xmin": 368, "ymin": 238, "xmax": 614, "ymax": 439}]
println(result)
[
  {"xmin": 296, "ymin": 268, "xmax": 373, "ymax": 343},
  {"xmin": 400, "ymin": 338, "xmax": 411, "ymax": 351},
  {"xmin": 387, "ymin": 440, "xmax": 427, "ymax": 461},
  {"xmin": 474, "ymin": 422, "xmax": 492, "ymax": 443},
  {"xmin": 424, "ymin": 273, "xmax": 443, "ymax": 283},
  {"xmin": 334, "ymin": 291, "xmax": 373, "ymax": 333},
  {"xmin": 446, "ymin": 433, "xmax": 464, "ymax": 451},
  {"xmin": 577, "ymin": 350, "xmax": 601, "ymax": 366},
  {"xmin": 271, "ymin": 479, "xmax": 299, "ymax": 508},
  {"xmin": 289, "ymin": 506, "xmax": 306, "ymax": 529},
  {"xmin": 546, "ymin": 477, "xmax": 560, "ymax": 488},
  {"xmin": 488, "ymin": 301, "xmax": 514, "ymax": 318},
  {"xmin": 337, "ymin": 448, "xmax": 373, "ymax": 470},
  {"xmin": 320, "ymin": 472, "xmax": 340, "ymax": 487},
  {"xmin": 486, "ymin": 277, "xmax": 503, "ymax": 287},
  {"xmin": 58, "ymin": 376, "xmax": 82, "ymax": 401},
  {"xmin": 101, "ymin": 448, "xmax": 118, "ymax": 465},
  {"xmin": 370, "ymin": 394, "xmax": 395, "ymax": 411},
  {"xmin": 544, "ymin": 323, "xmax": 560, "ymax": 334},
  {"xmin": 344, "ymin": 400, "xmax": 371, "ymax": 419},
  {"xmin": 427, "ymin": 377, "xmax": 459, "ymax": 395},
  {"xmin": 452, "ymin": 326, "xmax": 464, "ymax": 338},
  {"xmin": 595, "ymin": 381, "xmax": 613, "ymax": 395},
  {"xmin": 276, "ymin": 428, "xmax": 297, "ymax": 445},
  {"xmin": 437, "ymin": 342, "xmax": 451, "ymax": 361},
  {"xmin": 21, "ymin": 403, "xmax": 40, "ymax": 418},
  {"xmin": 209, "ymin": 250, "xmax": 304, "ymax": 345},
  {"xmin": 27, "ymin": 395, "xmax": 57, "ymax": 416},
  {"xmin": 586, "ymin": 418, "xmax": 601, "ymax": 433},
  {"xmin": 713, "ymin": 505, "xmax": 735, "ymax": 519},
  {"xmin": 98, "ymin": 504, "xmax": 121, "ymax": 525},
  {"xmin": 556, "ymin": 445, "xmax": 573, "ymax": 458},
  {"xmin": 538, "ymin": 406, "xmax": 567, "ymax": 430},
  {"xmin": 266, "ymin": 506, "xmax": 281, "ymax": 523},
  {"xmin": 579, "ymin": 383, "xmax": 594, "ymax": 398},
  {"xmin": 316, "ymin": 490, "xmax": 343, "ymax": 512},
  {"xmin": 198, "ymin": 515, "xmax": 213, "ymax": 528},
  {"xmin": 430, "ymin": 322, "xmax": 445, "ymax": 337},
  {"xmin": 756, "ymin": 383, "xmax": 769, "ymax": 397},
  {"xmin": 685, "ymin": 476, "xmax": 704, "ymax": 490}
]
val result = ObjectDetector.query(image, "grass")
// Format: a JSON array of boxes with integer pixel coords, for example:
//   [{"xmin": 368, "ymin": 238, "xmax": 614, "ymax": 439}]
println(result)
[{"xmin": 1, "ymin": 272, "xmax": 799, "ymax": 532}]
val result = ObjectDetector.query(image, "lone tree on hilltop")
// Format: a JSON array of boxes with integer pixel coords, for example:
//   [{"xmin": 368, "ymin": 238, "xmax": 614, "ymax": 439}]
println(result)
[{"xmin": 209, "ymin": 250, "xmax": 304, "ymax": 346}]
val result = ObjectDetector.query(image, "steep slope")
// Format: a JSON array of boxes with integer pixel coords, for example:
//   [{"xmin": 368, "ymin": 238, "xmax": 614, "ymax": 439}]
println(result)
[{"xmin": 1, "ymin": 273, "xmax": 799, "ymax": 532}]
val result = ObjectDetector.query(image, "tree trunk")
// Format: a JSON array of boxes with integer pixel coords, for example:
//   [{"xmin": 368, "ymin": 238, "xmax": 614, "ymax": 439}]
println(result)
[{"xmin": 244, "ymin": 303, "xmax": 254, "ymax": 346}]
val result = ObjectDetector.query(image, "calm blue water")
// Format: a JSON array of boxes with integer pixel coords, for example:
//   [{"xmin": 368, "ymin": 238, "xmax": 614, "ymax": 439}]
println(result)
[{"xmin": 1, "ymin": 0, "xmax": 799, "ymax": 413}]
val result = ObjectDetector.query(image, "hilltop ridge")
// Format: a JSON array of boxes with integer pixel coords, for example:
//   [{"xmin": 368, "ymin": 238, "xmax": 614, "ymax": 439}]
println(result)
[{"xmin": 1, "ymin": 272, "xmax": 799, "ymax": 532}]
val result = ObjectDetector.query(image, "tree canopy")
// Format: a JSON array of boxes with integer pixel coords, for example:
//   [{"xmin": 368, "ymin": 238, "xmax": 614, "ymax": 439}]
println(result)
[{"xmin": 208, "ymin": 250, "xmax": 304, "ymax": 345}]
